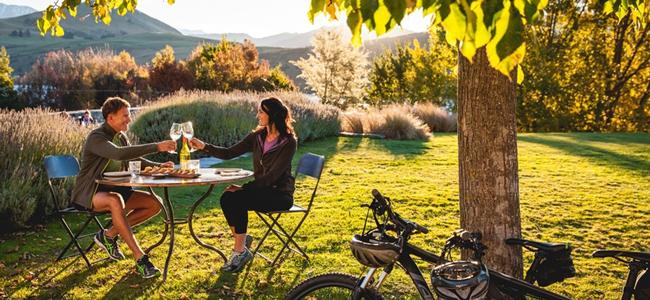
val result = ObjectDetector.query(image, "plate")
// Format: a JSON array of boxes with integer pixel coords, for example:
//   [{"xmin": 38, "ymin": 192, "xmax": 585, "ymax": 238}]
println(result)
[
  {"xmin": 103, "ymin": 171, "xmax": 131, "ymax": 177},
  {"xmin": 214, "ymin": 168, "xmax": 242, "ymax": 174},
  {"xmin": 141, "ymin": 173, "xmax": 168, "ymax": 178}
]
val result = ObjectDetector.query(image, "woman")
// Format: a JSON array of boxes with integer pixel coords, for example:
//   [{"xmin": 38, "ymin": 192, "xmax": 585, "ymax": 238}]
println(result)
[{"xmin": 190, "ymin": 97, "xmax": 297, "ymax": 272}]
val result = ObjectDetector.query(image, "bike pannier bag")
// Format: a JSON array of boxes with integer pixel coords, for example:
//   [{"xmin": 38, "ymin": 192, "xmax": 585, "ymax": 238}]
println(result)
[{"xmin": 534, "ymin": 248, "xmax": 576, "ymax": 287}]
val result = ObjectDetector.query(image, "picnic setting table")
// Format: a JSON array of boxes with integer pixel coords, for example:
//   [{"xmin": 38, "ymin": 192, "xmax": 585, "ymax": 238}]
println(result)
[{"xmin": 96, "ymin": 167, "xmax": 253, "ymax": 281}]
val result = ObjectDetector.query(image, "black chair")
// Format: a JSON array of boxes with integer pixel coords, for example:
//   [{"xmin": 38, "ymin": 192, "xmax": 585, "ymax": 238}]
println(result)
[
  {"xmin": 44, "ymin": 155, "xmax": 109, "ymax": 268},
  {"xmin": 252, "ymin": 153, "xmax": 325, "ymax": 267}
]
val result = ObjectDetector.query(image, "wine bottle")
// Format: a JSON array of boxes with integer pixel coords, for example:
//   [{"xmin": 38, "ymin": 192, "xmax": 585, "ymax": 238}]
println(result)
[{"xmin": 179, "ymin": 137, "xmax": 191, "ymax": 170}]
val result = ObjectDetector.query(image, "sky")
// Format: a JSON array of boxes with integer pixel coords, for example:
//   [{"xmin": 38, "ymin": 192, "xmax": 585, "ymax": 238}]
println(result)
[{"xmin": 4, "ymin": 0, "xmax": 432, "ymax": 38}]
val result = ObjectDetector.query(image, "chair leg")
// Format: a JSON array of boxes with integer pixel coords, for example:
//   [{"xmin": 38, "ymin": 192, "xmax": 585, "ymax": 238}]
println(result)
[
  {"xmin": 252, "ymin": 213, "xmax": 281, "ymax": 262},
  {"xmin": 270, "ymin": 213, "xmax": 309, "ymax": 266},
  {"xmin": 57, "ymin": 216, "xmax": 93, "ymax": 267}
]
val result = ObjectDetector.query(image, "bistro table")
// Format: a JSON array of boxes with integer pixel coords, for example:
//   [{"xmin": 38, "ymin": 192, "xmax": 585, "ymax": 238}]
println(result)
[{"xmin": 96, "ymin": 168, "xmax": 253, "ymax": 281}]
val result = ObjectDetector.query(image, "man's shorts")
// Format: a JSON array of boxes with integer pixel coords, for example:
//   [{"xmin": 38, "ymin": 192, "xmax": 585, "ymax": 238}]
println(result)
[{"xmin": 96, "ymin": 184, "xmax": 135, "ymax": 202}]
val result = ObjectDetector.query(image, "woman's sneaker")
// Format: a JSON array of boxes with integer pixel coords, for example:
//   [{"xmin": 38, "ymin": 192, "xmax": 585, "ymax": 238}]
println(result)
[
  {"xmin": 94, "ymin": 230, "xmax": 125, "ymax": 260},
  {"xmin": 221, "ymin": 248, "xmax": 253, "ymax": 273},
  {"xmin": 136, "ymin": 255, "xmax": 161, "ymax": 279}
]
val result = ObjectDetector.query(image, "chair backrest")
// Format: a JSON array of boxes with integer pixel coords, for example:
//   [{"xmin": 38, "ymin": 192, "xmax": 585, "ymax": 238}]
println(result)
[
  {"xmin": 295, "ymin": 153, "xmax": 325, "ymax": 179},
  {"xmin": 294, "ymin": 153, "xmax": 325, "ymax": 211},
  {"xmin": 44, "ymin": 155, "xmax": 80, "ymax": 211},
  {"xmin": 44, "ymin": 155, "xmax": 80, "ymax": 179}
]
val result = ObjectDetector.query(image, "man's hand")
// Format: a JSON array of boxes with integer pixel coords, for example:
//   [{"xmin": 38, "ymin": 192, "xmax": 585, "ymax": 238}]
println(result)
[
  {"xmin": 189, "ymin": 138, "xmax": 205, "ymax": 150},
  {"xmin": 157, "ymin": 140, "xmax": 176, "ymax": 152},
  {"xmin": 224, "ymin": 184, "xmax": 242, "ymax": 193},
  {"xmin": 160, "ymin": 161, "xmax": 174, "ymax": 168}
]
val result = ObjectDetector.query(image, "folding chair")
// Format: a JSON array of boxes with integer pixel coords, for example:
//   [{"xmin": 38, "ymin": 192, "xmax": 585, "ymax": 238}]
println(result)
[
  {"xmin": 252, "ymin": 153, "xmax": 325, "ymax": 267},
  {"xmin": 44, "ymin": 155, "xmax": 110, "ymax": 268}
]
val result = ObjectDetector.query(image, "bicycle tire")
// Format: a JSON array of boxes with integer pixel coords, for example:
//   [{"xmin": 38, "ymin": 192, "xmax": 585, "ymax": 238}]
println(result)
[{"xmin": 284, "ymin": 272, "xmax": 384, "ymax": 300}]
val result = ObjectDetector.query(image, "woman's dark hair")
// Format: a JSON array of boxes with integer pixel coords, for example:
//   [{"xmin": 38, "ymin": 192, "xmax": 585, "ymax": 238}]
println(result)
[{"xmin": 258, "ymin": 97, "xmax": 295, "ymax": 138}]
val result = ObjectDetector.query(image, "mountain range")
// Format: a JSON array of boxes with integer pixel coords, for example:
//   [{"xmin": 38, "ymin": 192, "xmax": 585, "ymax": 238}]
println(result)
[
  {"xmin": 0, "ymin": 3, "xmax": 36, "ymax": 19},
  {"xmin": 0, "ymin": 3, "xmax": 428, "ymax": 89}
]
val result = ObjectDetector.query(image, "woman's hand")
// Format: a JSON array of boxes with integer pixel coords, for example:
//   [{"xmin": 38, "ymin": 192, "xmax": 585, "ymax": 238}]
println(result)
[
  {"xmin": 225, "ymin": 184, "xmax": 242, "ymax": 193},
  {"xmin": 190, "ymin": 138, "xmax": 206, "ymax": 150}
]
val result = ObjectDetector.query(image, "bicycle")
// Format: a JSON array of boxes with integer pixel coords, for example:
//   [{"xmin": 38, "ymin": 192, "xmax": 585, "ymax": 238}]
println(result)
[{"xmin": 284, "ymin": 189, "xmax": 650, "ymax": 300}]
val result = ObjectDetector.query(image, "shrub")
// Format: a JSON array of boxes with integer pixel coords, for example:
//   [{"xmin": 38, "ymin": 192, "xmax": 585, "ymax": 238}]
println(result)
[
  {"xmin": 341, "ymin": 110, "xmax": 365, "ymax": 133},
  {"xmin": 376, "ymin": 106, "xmax": 431, "ymax": 140},
  {"xmin": 412, "ymin": 102, "xmax": 457, "ymax": 132},
  {"xmin": 0, "ymin": 109, "xmax": 89, "ymax": 231},
  {"xmin": 129, "ymin": 91, "xmax": 340, "ymax": 161}
]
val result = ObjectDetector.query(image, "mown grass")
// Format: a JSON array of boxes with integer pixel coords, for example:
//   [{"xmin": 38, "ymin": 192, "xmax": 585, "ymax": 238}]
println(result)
[{"xmin": 0, "ymin": 133, "xmax": 648, "ymax": 299}]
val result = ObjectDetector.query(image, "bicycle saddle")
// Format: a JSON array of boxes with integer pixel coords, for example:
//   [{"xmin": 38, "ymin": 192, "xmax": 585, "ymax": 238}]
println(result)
[
  {"xmin": 505, "ymin": 238, "xmax": 569, "ymax": 253},
  {"xmin": 592, "ymin": 250, "xmax": 650, "ymax": 262}
]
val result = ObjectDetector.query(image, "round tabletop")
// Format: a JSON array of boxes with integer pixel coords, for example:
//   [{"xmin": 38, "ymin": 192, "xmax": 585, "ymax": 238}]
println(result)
[{"xmin": 95, "ymin": 168, "xmax": 254, "ymax": 188}]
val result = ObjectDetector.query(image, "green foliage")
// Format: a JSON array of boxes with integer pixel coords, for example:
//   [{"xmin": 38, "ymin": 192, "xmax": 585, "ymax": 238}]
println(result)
[
  {"xmin": 129, "ymin": 90, "xmax": 340, "ymax": 161},
  {"xmin": 310, "ymin": 0, "xmax": 649, "ymax": 78},
  {"xmin": 1, "ymin": 134, "xmax": 648, "ymax": 298},
  {"xmin": 0, "ymin": 109, "xmax": 89, "ymax": 230},
  {"xmin": 368, "ymin": 32, "xmax": 457, "ymax": 109},
  {"xmin": 0, "ymin": 47, "xmax": 17, "ymax": 109},
  {"xmin": 291, "ymin": 28, "xmax": 369, "ymax": 109},
  {"xmin": 187, "ymin": 39, "xmax": 296, "ymax": 93},
  {"xmin": 518, "ymin": 1, "xmax": 650, "ymax": 132}
]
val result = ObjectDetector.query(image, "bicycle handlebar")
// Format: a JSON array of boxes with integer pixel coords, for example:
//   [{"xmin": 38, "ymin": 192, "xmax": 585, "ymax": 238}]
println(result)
[{"xmin": 371, "ymin": 189, "xmax": 429, "ymax": 234}]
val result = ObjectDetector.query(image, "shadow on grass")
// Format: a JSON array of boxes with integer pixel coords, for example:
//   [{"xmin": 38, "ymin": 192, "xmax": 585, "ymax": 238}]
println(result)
[
  {"xmin": 15, "ymin": 256, "xmax": 109, "ymax": 299},
  {"xmin": 519, "ymin": 135, "xmax": 650, "ymax": 174},
  {"xmin": 555, "ymin": 132, "xmax": 650, "ymax": 145},
  {"xmin": 368, "ymin": 138, "xmax": 430, "ymax": 158}
]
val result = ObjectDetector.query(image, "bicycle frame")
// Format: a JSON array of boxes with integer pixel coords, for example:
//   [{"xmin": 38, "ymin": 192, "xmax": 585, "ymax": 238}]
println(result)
[{"xmin": 359, "ymin": 241, "xmax": 571, "ymax": 300}]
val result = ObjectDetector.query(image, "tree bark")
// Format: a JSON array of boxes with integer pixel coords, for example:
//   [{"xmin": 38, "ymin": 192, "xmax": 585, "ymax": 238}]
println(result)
[{"xmin": 458, "ymin": 47, "xmax": 523, "ymax": 278}]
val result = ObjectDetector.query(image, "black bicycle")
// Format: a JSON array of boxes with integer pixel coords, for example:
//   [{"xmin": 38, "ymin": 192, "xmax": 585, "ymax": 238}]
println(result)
[{"xmin": 284, "ymin": 190, "xmax": 650, "ymax": 300}]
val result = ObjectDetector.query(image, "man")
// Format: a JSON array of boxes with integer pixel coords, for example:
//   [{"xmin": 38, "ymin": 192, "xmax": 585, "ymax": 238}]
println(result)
[{"xmin": 71, "ymin": 97, "xmax": 176, "ymax": 279}]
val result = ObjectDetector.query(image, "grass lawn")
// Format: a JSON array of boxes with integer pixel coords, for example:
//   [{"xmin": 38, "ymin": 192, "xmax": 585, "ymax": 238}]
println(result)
[{"xmin": 0, "ymin": 133, "xmax": 648, "ymax": 299}]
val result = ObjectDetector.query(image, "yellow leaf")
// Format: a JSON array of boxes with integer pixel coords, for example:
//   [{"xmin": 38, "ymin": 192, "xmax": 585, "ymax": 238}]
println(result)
[
  {"xmin": 441, "ymin": 3, "xmax": 466, "ymax": 42},
  {"xmin": 102, "ymin": 13, "xmax": 112, "ymax": 24},
  {"xmin": 167, "ymin": 0, "xmax": 175, "ymax": 4},
  {"xmin": 517, "ymin": 64, "xmax": 524, "ymax": 84},
  {"xmin": 53, "ymin": 24, "xmax": 64, "ymax": 37}
]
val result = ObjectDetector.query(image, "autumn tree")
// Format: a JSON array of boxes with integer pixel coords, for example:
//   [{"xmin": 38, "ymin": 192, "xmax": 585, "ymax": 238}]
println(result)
[
  {"xmin": 149, "ymin": 45, "xmax": 194, "ymax": 96},
  {"xmin": 187, "ymin": 39, "xmax": 295, "ymax": 92},
  {"xmin": 292, "ymin": 28, "xmax": 369, "ymax": 109},
  {"xmin": 368, "ymin": 31, "xmax": 456, "ymax": 109},
  {"xmin": 0, "ymin": 47, "xmax": 18, "ymax": 109}
]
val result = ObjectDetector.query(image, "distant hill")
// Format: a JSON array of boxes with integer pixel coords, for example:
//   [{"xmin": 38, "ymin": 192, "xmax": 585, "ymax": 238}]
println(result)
[
  {"xmin": 0, "ymin": 5, "xmax": 430, "ymax": 90},
  {"xmin": 0, "ymin": 3, "xmax": 36, "ymax": 19},
  {"xmin": 184, "ymin": 26, "xmax": 417, "ymax": 49}
]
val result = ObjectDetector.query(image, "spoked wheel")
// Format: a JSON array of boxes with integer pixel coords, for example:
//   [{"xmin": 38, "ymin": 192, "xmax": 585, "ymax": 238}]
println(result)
[{"xmin": 284, "ymin": 273, "xmax": 384, "ymax": 300}]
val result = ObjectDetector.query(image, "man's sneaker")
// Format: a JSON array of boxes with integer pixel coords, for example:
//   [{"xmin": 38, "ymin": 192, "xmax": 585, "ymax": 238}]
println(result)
[
  {"xmin": 94, "ymin": 230, "xmax": 125, "ymax": 260},
  {"xmin": 136, "ymin": 255, "xmax": 161, "ymax": 279},
  {"xmin": 245, "ymin": 234, "xmax": 254, "ymax": 250},
  {"xmin": 220, "ymin": 248, "xmax": 253, "ymax": 273}
]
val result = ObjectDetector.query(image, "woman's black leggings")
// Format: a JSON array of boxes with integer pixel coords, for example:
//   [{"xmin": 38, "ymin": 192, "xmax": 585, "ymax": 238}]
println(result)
[{"xmin": 220, "ymin": 187, "xmax": 293, "ymax": 234}]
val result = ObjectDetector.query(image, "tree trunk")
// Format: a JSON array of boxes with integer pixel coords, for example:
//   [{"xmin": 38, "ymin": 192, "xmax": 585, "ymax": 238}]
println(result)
[{"xmin": 457, "ymin": 47, "xmax": 523, "ymax": 278}]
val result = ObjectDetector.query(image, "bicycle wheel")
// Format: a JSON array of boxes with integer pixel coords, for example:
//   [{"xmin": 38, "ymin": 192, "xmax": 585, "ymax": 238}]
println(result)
[{"xmin": 284, "ymin": 273, "xmax": 384, "ymax": 300}]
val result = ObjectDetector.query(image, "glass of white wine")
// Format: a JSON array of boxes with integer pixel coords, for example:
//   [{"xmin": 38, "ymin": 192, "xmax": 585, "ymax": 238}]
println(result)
[
  {"xmin": 169, "ymin": 122, "xmax": 182, "ymax": 153},
  {"xmin": 182, "ymin": 121, "xmax": 196, "ymax": 152}
]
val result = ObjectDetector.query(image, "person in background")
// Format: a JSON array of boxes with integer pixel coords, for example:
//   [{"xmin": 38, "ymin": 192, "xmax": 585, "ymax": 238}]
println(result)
[
  {"xmin": 71, "ymin": 97, "xmax": 176, "ymax": 279},
  {"xmin": 190, "ymin": 97, "xmax": 297, "ymax": 272},
  {"xmin": 79, "ymin": 110, "xmax": 95, "ymax": 127}
]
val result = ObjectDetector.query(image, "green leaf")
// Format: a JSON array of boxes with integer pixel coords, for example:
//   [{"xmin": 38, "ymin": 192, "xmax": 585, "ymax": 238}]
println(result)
[
  {"xmin": 347, "ymin": 9, "xmax": 363, "ymax": 46},
  {"xmin": 360, "ymin": 0, "xmax": 379, "ymax": 29},
  {"xmin": 36, "ymin": 18, "xmax": 48, "ymax": 36},
  {"xmin": 384, "ymin": 0, "xmax": 407, "ymax": 24},
  {"xmin": 471, "ymin": 1, "xmax": 491, "ymax": 48},
  {"xmin": 308, "ymin": 0, "xmax": 327, "ymax": 23},
  {"xmin": 486, "ymin": 5, "xmax": 526, "ymax": 78},
  {"xmin": 373, "ymin": 3, "xmax": 392, "ymax": 36},
  {"xmin": 441, "ymin": 2, "xmax": 467, "ymax": 44}
]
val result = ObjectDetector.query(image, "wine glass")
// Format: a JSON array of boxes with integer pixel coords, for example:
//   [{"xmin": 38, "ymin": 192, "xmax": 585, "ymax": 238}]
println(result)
[
  {"xmin": 182, "ymin": 121, "xmax": 196, "ymax": 152},
  {"xmin": 169, "ymin": 123, "xmax": 182, "ymax": 153}
]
